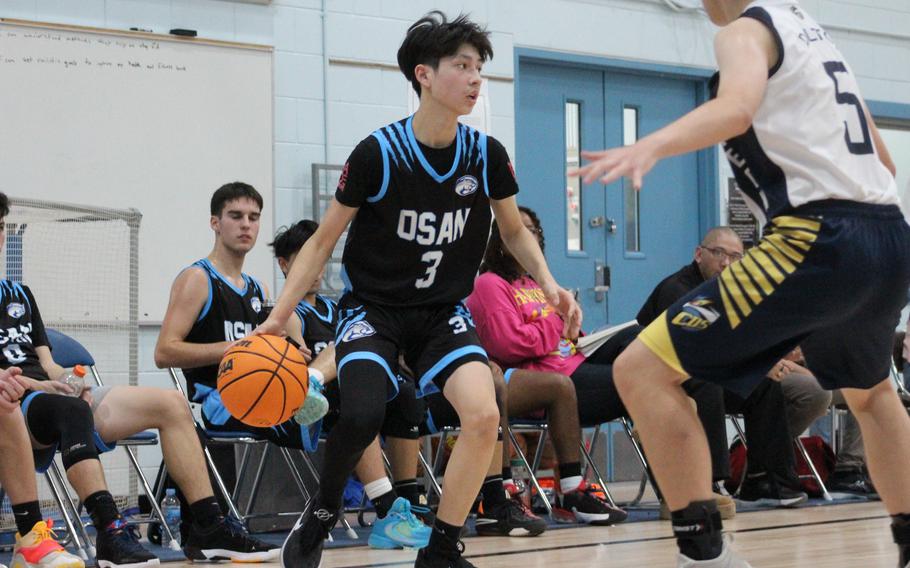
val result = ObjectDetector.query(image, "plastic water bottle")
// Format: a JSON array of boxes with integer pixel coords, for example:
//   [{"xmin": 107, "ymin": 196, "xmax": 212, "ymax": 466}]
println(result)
[
  {"xmin": 61, "ymin": 365, "xmax": 86, "ymax": 397},
  {"xmin": 161, "ymin": 489, "xmax": 181, "ymax": 548}
]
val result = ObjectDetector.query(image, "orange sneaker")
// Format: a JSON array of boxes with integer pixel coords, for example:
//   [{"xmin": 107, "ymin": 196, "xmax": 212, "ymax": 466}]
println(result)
[{"xmin": 12, "ymin": 520, "xmax": 84, "ymax": 568}]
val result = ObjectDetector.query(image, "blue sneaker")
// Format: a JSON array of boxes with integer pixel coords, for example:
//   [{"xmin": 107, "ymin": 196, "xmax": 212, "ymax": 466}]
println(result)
[
  {"xmin": 294, "ymin": 377, "xmax": 329, "ymax": 426},
  {"xmin": 368, "ymin": 498, "xmax": 431, "ymax": 550}
]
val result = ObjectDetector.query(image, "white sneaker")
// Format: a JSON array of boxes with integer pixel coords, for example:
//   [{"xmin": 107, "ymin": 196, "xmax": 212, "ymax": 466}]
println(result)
[{"xmin": 678, "ymin": 541, "xmax": 752, "ymax": 567}]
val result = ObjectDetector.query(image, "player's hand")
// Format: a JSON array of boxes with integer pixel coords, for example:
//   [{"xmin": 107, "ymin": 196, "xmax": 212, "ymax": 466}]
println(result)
[
  {"xmin": 0, "ymin": 367, "xmax": 26, "ymax": 413},
  {"xmin": 573, "ymin": 141, "xmax": 658, "ymax": 191},
  {"xmin": 25, "ymin": 376, "xmax": 74, "ymax": 396},
  {"xmin": 543, "ymin": 280, "xmax": 582, "ymax": 340},
  {"xmin": 767, "ymin": 360, "xmax": 789, "ymax": 382},
  {"xmin": 295, "ymin": 339, "xmax": 313, "ymax": 363},
  {"xmin": 252, "ymin": 315, "xmax": 287, "ymax": 339}
]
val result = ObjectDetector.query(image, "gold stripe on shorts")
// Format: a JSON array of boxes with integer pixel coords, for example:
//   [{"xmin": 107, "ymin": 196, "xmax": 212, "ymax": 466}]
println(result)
[{"xmin": 638, "ymin": 312, "xmax": 687, "ymax": 377}]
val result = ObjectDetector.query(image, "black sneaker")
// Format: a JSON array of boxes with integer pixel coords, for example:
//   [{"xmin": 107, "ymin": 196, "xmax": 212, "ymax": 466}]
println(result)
[
  {"xmin": 900, "ymin": 544, "xmax": 910, "ymax": 568},
  {"xmin": 183, "ymin": 515, "xmax": 279, "ymax": 562},
  {"xmin": 95, "ymin": 519, "xmax": 160, "ymax": 568},
  {"xmin": 475, "ymin": 498, "xmax": 546, "ymax": 537},
  {"xmin": 414, "ymin": 540, "xmax": 475, "ymax": 568},
  {"xmin": 412, "ymin": 503, "xmax": 436, "ymax": 526},
  {"xmin": 828, "ymin": 469, "xmax": 878, "ymax": 497},
  {"xmin": 281, "ymin": 500, "xmax": 336, "ymax": 568},
  {"xmin": 557, "ymin": 482, "xmax": 628, "ymax": 525},
  {"xmin": 738, "ymin": 473, "xmax": 807, "ymax": 507}
]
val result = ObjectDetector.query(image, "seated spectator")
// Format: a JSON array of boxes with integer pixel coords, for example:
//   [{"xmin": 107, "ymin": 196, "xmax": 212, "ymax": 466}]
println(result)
[
  {"xmin": 465, "ymin": 206, "xmax": 735, "ymax": 518},
  {"xmin": 637, "ymin": 225, "xmax": 813, "ymax": 507}
]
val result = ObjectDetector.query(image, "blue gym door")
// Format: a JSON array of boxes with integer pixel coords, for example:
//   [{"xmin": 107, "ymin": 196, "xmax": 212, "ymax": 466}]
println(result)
[{"xmin": 516, "ymin": 60, "xmax": 710, "ymax": 329}]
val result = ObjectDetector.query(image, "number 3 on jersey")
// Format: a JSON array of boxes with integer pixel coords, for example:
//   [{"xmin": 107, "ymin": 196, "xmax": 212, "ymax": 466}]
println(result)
[
  {"xmin": 823, "ymin": 60, "xmax": 873, "ymax": 155},
  {"xmin": 415, "ymin": 251, "xmax": 443, "ymax": 288}
]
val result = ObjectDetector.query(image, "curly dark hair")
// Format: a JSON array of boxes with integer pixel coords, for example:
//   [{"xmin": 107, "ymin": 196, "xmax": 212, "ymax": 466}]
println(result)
[
  {"xmin": 479, "ymin": 206, "xmax": 544, "ymax": 282},
  {"xmin": 397, "ymin": 11, "xmax": 493, "ymax": 96}
]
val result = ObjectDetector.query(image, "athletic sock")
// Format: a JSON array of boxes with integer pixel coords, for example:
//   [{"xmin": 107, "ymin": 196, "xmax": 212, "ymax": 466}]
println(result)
[
  {"xmin": 480, "ymin": 475, "xmax": 507, "ymax": 508},
  {"xmin": 559, "ymin": 462, "xmax": 584, "ymax": 494},
  {"xmin": 891, "ymin": 512, "xmax": 910, "ymax": 565},
  {"xmin": 671, "ymin": 499, "xmax": 724, "ymax": 561},
  {"xmin": 12, "ymin": 501, "xmax": 43, "ymax": 536},
  {"xmin": 85, "ymin": 490, "xmax": 121, "ymax": 530},
  {"xmin": 364, "ymin": 477, "xmax": 396, "ymax": 519},
  {"xmin": 188, "ymin": 496, "xmax": 223, "ymax": 529},
  {"xmin": 393, "ymin": 478, "xmax": 420, "ymax": 507},
  {"xmin": 426, "ymin": 518, "xmax": 462, "ymax": 557}
]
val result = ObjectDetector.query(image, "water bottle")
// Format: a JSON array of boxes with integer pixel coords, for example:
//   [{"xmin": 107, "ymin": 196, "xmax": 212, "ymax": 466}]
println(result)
[
  {"xmin": 61, "ymin": 365, "xmax": 86, "ymax": 397},
  {"xmin": 160, "ymin": 489, "xmax": 181, "ymax": 548}
]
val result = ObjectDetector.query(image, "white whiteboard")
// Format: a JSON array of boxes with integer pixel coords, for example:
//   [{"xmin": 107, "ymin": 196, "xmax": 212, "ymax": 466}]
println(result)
[{"xmin": 0, "ymin": 19, "xmax": 274, "ymax": 322}]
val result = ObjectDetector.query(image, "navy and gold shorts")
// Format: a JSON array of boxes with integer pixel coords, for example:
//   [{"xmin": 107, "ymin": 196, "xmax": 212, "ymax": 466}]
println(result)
[{"xmin": 640, "ymin": 201, "xmax": 910, "ymax": 397}]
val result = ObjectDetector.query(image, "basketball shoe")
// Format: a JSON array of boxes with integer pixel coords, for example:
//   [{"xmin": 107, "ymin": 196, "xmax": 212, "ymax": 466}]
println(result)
[
  {"xmin": 94, "ymin": 519, "xmax": 159, "ymax": 568},
  {"xmin": 414, "ymin": 538, "xmax": 475, "ymax": 568},
  {"xmin": 281, "ymin": 498, "xmax": 334, "ymax": 568},
  {"xmin": 677, "ymin": 541, "xmax": 752, "ymax": 567},
  {"xmin": 11, "ymin": 520, "xmax": 84, "ymax": 568},
  {"xmin": 183, "ymin": 515, "xmax": 279, "ymax": 562},
  {"xmin": 367, "ymin": 497, "xmax": 431, "ymax": 549},
  {"xmin": 557, "ymin": 482, "xmax": 628, "ymax": 525},
  {"xmin": 475, "ymin": 496, "xmax": 546, "ymax": 537},
  {"xmin": 294, "ymin": 377, "xmax": 329, "ymax": 426}
]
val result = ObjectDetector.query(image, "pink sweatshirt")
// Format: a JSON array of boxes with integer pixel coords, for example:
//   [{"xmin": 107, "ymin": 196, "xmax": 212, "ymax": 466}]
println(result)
[{"xmin": 466, "ymin": 272, "xmax": 585, "ymax": 376}]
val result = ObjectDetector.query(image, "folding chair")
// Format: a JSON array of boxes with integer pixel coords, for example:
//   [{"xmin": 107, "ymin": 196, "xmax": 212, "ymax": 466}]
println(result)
[
  {"xmin": 165, "ymin": 368, "xmax": 358, "ymax": 539},
  {"xmin": 45, "ymin": 328, "xmax": 179, "ymax": 552},
  {"xmin": 727, "ymin": 413, "xmax": 832, "ymax": 501}
]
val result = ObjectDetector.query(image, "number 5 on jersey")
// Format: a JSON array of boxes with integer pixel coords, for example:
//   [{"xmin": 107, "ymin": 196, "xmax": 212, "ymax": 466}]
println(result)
[{"xmin": 415, "ymin": 251, "xmax": 443, "ymax": 288}]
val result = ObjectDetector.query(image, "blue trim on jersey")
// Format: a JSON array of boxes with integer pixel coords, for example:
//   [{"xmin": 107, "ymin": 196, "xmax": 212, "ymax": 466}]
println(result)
[
  {"xmin": 197, "ymin": 259, "xmax": 251, "ymax": 297},
  {"xmin": 405, "ymin": 115, "xmax": 463, "ymax": 183},
  {"xmin": 336, "ymin": 312, "xmax": 367, "ymax": 343},
  {"xmin": 337, "ymin": 352, "xmax": 400, "ymax": 401},
  {"xmin": 198, "ymin": 270, "xmax": 214, "ymax": 322},
  {"xmin": 94, "ymin": 430, "xmax": 117, "ymax": 453},
  {"xmin": 368, "ymin": 132, "xmax": 392, "ymax": 203},
  {"xmin": 384, "ymin": 125, "xmax": 413, "ymax": 171},
  {"xmin": 418, "ymin": 345, "xmax": 488, "ymax": 397},
  {"xmin": 479, "ymin": 132, "xmax": 490, "ymax": 197},
  {"xmin": 193, "ymin": 383, "xmax": 233, "ymax": 426},
  {"xmin": 466, "ymin": 127, "xmax": 476, "ymax": 164},
  {"xmin": 503, "ymin": 368, "xmax": 516, "ymax": 384},
  {"xmin": 0, "ymin": 280, "xmax": 29, "ymax": 310},
  {"xmin": 392, "ymin": 122, "xmax": 415, "ymax": 162}
]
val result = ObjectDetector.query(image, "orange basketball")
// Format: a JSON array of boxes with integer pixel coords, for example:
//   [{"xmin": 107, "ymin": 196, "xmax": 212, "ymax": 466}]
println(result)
[{"xmin": 217, "ymin": 335, "xmax": 309, "ymax": 427}]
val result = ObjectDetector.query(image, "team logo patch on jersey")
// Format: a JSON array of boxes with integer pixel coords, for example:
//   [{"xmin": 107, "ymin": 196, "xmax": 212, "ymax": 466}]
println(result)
[
  {"xmin": 337, "ymin": 162, "xmax": 350, "ymax": 192},
  {"xmin": 250, "ymin": 297, "xmax": 262, "ymax": 313},
  {"xmin": 340, "ymin": 320, "xmax": 376, "ymax": 343},
  {"xmin": 454, "ymin": 175, "xmax": 479, "ymax": 197},
  {"xmin": 671, "ymin": 297, "xmax": 720, "ymax": 332},
  {"xmin": 6, "ymin": 303, "xmax": 25, "ymax": 319}
]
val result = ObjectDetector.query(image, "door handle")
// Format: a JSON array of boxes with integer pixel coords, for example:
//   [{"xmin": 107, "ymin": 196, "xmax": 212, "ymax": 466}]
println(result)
[{"xmin": 593, "ymin": 263, "xmax": 610, "ymax": 302}]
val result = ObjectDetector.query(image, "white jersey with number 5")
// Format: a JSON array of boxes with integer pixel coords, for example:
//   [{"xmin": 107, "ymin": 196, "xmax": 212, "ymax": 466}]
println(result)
[{"xmin": 719, "ymin": 0, "xmax": 899, "ymax": 225}]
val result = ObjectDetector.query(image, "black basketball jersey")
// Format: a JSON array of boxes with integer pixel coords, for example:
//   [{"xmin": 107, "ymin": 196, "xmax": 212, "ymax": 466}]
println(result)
[
  {"xmin": 335, "ymin": 116, "xmax": 519, "ymax": 307},
  {"xmin": 183, "ymin": 258, "xmax": 266, "ymax": 400},
  {"xmin": 0, "ymin": 280, "xmax": 50, "ymax": 380},
  {"xmin": 294, "ymin": 295, "xmax": 337, "ymax": 356}
]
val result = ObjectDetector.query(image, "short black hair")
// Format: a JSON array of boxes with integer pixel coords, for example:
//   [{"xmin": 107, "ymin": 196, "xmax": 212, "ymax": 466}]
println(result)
[
  {"xmin": 270, "ymin": 219, "xmax": 318, "ymax": 260},
  {"xmin": 0, "ymin": 192, "xmax": 8, "ymax": 219},
  {"xmin": 210, "ymin": 182, "xmax": 263, "ymax": 217},
  {"xmin": 397, "ymin": 11, "xmax": 493, "ymax": 96}
]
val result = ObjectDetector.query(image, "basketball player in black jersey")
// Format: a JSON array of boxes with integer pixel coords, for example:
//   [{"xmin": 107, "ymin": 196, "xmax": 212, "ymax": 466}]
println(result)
[
  {"xmin": 272, "ymin": 220, "xmax": 434, "ymax": 550},
  {"xmin": 0, "ymin": 367, "xmax": 85, "ymax": 568},
  {"xmin": 0, "ymin": 190, "xmax": 273, "ymax": 567},
  {"xmin": 257, "ymin": 13, "xmax": 580, "ymax": 568}
]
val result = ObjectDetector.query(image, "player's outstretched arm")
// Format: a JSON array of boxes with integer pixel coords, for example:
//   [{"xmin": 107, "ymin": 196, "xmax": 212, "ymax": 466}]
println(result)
[
  {"xmin": 490, "ymin": 196, "xmax": 582, "ymax": 339},
  {"xmin": 256, "ymin": 198, "xmax": 357, "ymax": 336},
  {"xmin": 155, "ymin": 266, "xmax": 229, "ymax": 369},
  {"xmin": 574, "ymin": 17, "xmax": 775, "ymax": 190}
]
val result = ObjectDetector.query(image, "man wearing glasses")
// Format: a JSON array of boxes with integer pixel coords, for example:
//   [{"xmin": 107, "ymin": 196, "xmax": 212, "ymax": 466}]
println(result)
[{"xmin": 637, "ymin": 227, "xmax": 828, "ymax": 508}]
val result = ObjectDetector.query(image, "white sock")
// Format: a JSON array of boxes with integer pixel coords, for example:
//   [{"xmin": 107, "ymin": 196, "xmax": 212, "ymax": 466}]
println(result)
[
  {"xmin": 560, "ymin": 475, "xmax": 584, "ymax": 494},
  {"xmin": 363, "ymin": 477, "xmax": 394, "ymax": 501},
  {"xmin": 309, "ymin": 368, "xmax": 325, "ymax": 386}
]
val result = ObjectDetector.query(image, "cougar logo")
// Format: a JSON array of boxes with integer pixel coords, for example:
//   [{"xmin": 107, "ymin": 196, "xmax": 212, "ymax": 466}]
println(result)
[
  {"xmin": 454, "ymin": 175, "xmax": 479, "ymax": 196},
  {"xmin": 671, "ymin": 298, "xmax": 720, "ymax": 332},
  {"xmin": 250, "ymin": 297, "xmax": 262, "ymax": 313},
  {"xmin": 6, "ymin": 303, "xmax": 24, "ymax": 318},
  {"xmin": 340, "ymin": 321, "xmax": 375, "ymax": 343}
]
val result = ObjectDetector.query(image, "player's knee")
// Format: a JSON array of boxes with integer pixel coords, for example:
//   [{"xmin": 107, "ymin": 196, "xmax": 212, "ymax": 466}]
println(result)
[
  {"xmin": 159, "ymin": 389, "xmax": 192, "ymax": 421},
  {"xmin": 458, "ymin": 401, "xmax": 500, "ymax": 437},
  {"xmin": 57, "ymin": 397, "xmax": 100, "ymax": 469},
  {"xmin": 554, "ymin": 374, "xmax": 577, "ymax": 403},
  {"xmin": 338, "ymin": 407, "xmax": 386, "ymax": 449},
  {"xmin": 613, "ymin": 351, "xmax": 637, "ymax": 396},
  {"xmin": 844, "ymin": 379, "xmax": 893, "ymax": 414}
]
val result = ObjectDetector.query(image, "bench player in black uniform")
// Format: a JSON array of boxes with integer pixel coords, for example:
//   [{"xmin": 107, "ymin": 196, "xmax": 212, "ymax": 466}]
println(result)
[
  {"xmin": 0, "ymin": 192, "xmax": 272, "ymax": 566},
  {"xmin": 576, "ymin": 1, "xmax": 910, "ymax": 566},
  {"xmin": 258, "ymin": 13, "xmax": 580, "ymax": 568},
  {"xmin": 272, "ymin": 220, "xmax": 433, "ymax": 550}
]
